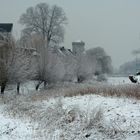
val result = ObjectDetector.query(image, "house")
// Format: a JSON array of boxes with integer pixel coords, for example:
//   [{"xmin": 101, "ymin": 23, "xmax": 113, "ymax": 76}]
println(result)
[
  {"xmin": 0, "ymin": 23, "xmax": 13, "ymax": 40},
  {"xmin": 0, "ymin": 23, "xmax": 13, "ymax": 60}
]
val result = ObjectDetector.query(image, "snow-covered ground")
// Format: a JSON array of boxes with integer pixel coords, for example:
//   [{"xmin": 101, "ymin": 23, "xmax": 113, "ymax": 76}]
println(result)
[
  {"xmin": 107, "ymin": 76, "xmax": 132, "ymax": 85},
  {"xmin": 0, "ymin": 94, "xmax": 140, "ymax": 139},
  {"xmin": 0, "ymin": 77, "xmax": 139, "ymax": 139},
  {"xmin": 63, "ymin": 95, "xmax": 140, "ymax": 139},
  {"xmin": 0, "ymin": 105, "xmax": 34, "ymax": 140}
]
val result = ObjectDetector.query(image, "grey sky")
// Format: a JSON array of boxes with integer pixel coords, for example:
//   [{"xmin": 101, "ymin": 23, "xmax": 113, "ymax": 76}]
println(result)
[{"xmin": 0, "ymin": 0, "xmax": 140, "ymax": 68}]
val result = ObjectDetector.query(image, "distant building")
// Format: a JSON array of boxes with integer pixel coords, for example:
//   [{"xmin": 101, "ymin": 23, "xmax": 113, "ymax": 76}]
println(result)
[
  {"xmin": 0, "ymin": 23, "xmax": 13, "ymax": 32},
  {"xmin": 0, "ymin": 23, "xmax": 13, "ymax": 40},
  {"xmin": 0, "ymin": 23, "xmax": 13, "ymax": 60},
  {"xmin": 72, "ymin": 40, "xmax": 85, "ymax": 55}
]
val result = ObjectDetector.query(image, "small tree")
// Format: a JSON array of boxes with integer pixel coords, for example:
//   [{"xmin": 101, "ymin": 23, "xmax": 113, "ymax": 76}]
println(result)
[
  {"xmin": 0, "ymin": 36, "xmax": 34, "ymax": 94},
  {"xmin": 34, "ymin": 49, "xmax": 66, "ymax": 90},
  {"xmin": 8, "ymin": 48, "xmax": 35, "ymax": 94},
  {"xmin": 0, "ymin": 36, "xmax": 14, "ymax": 94}
]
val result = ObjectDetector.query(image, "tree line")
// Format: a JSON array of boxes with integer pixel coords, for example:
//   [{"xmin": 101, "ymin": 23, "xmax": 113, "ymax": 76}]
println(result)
[{"xmin": 0, "ymin": 3, "xmax": 113, "ymax": 94}]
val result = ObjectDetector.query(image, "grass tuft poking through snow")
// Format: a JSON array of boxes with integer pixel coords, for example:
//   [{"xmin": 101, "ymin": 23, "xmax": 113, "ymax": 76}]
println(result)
[
  {"xmin": 3, "ymin": 96, "xmax": 110, "ymax": 139},
  {"xmin": 3, "ymin": 94, "xmax": 140, "ymax": 139}
]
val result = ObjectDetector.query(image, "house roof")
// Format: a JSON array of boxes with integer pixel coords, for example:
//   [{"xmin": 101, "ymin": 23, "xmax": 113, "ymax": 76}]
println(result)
[{"xmin": 0, "ymin": 23, "xmax": 13, "ymax": 32}]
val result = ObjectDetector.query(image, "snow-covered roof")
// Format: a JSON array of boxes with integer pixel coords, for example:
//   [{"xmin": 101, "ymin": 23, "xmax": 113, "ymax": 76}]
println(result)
[
  {"xmin": 72, "ymin": 40, "xmax": 85, "ymax": 46},
  {"xmin": 59, "ymin": 47, "xmax": 73, "ymax": 56}
]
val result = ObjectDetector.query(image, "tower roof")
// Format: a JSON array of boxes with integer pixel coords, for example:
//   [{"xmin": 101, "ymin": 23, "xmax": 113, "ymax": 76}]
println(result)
[
  {"xmin": 72, "ymin": 40, "xmax": 85, "ymax": 45},
  {"xmin": 73, "ymin": 40, "xmax": 84, "ymax": 43}
]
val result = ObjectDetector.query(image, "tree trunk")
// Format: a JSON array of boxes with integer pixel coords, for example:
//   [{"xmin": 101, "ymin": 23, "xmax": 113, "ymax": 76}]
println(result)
[
  {"xmin": 36, "ymin": 81, "xmax": 43, "ymax": 91},
  {"xmin": 17, "ymin": 82, "xmax": 20, "ymax": 94},
  {"xmin": 1, "ymin": 82, "xmax": 6, "ymax": 94},
  {"xmin": 44, "ymin": 81, "xmax": 47, "ymax": 89}
]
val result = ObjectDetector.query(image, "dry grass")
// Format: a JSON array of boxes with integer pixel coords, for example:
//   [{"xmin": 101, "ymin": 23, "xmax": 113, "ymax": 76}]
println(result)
[
  {"xmin": 64, "ymin": 84, "xmax": 140, "ymax": 100},
  {"xmin": 2, "ymin": 82, "xmax": 140, "ymax": 105},
  {"xmin": 20, "ymin": 83, "xmax": 140, "ymax": 102},
  {"xmin": 3, "ymin": 98, "xmax": 105, "ymax": 139},
  {"xmin": 2, "ymin": 84, "xmax": 139, "ymax": 139}
]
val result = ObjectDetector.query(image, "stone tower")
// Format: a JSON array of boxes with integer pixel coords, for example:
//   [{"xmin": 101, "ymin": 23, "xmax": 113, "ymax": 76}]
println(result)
[{"xmin": 72, "ymin": 40, "xmax": 85, "ymax": 55}]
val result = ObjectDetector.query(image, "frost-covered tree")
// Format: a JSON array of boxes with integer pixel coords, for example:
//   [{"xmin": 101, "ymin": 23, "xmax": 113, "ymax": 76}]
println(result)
[
  {"xmin": 46, "ymin": 51, "xmax": 65, "ymax": 83},
  {"xmin": 19, "ymin": 3, "xmax": 67, "ymax": 89},
  {"xmin": 76, "ymin": 54, "xmax": 93, "ymax": 82},
  {"xmin": 8, "ymin": 48, "xmax": 35, "ymax": 94},
  {"xmin": 86, "ymin": 47, "xmax": 113, "ymax": 75},
  {"xmin": 0, "ymin": 36, "xmax": 15, "ymax": 94},
  {"xmin": 19, "ymin": 2, "xmax": 67, "ymax": 46},
  {"xmin": 34, "ymin": 49, "xmax": 66, "ymax": 90},
  {"xmin": 0, "ymin": 36, "xmax": 34, "ymax": 94},
  {"xmin": 61, "ymin": 53, "xmax": 77, "ymax": 82}
]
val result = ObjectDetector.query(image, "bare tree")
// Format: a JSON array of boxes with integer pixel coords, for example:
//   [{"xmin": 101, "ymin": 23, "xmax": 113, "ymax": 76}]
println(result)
[
  {"xmin": 19, "ymin": 3, "xmax": 67, "ymax": 89},
  {"xmin": 8, "ymin": 48, "xmax": 35, "ymax": 94},
  {"xmin": 63, "ymin": 55, "xmax": 77, "ymax": 82},
  {"xmin": 34, "ymin": 48, "xmax": 66, "ymax": 90},
  {"xmin": 0, "ymin": 35, "xmax": 14, "ymax": 94},
  {"xmin": 46, "ymin": 51, "xmax": 65, "ymax": 83},
  {"xmin": 0, "ymin": 36, "xmax": 34, "ymax": 94},
  {"xmin": 19, "ymin": 3, "xmax": 67, "ymax": 46},
  {"xmin": 86, "ymin": 47, "xmax": 113, "ymax": 75},
  {"xmin": 76, "ymin": 54, "xmax": 93, "ymax": 82}
]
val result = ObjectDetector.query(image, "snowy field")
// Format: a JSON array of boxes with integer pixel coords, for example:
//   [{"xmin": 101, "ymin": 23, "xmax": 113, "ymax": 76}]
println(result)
[
  {"xmin": 0, "ymin": 77, "xmax": 140, "ymax": 140},
  {"xmin": 107, "ymin": 76, "xmax": 132, "ymax": 85}
]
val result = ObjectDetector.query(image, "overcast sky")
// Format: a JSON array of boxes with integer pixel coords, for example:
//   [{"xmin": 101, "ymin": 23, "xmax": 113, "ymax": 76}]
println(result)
[{"xmin": 0, "ymin": 0, "xmax": 140, "ymax": 68}]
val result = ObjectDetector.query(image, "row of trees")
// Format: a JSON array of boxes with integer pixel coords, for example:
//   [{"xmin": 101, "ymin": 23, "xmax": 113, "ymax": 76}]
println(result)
[
  {"xmin": 119, "ymin": 49, "xmax": 140, "ymax": 75},
  {"xmin": 0, "ymin": 2, "xmax": 113, "ymax": 94},
  {"xmin": 119, "ymin": 60, "xmax": 140, "ymax": 75}
]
